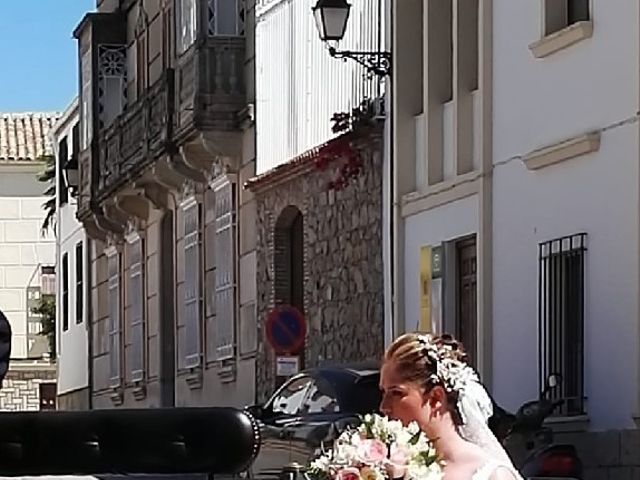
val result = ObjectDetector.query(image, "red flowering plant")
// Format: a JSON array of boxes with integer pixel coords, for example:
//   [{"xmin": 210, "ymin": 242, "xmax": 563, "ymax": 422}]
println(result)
[{"xmin": 315, "ymin": 99, "xmax": 381, "ymax": 191}]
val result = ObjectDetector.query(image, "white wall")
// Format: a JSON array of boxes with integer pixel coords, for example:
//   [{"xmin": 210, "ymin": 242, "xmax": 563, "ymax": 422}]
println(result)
[
  {"xmin": 255, "ymin": 0, "xmax": 384, "ymax": 174},
  {"xmin": 0, "ymin": 171, "xmax": 56, "ymax": 360},
  {"xmin": 51, "ymin": 100, "xmax": 89, "ymax": 395},
  {"xmin": 56, "ymin": 203, "xmax": 89, "ymax": 395},
  {"xmin": 403, "ymin": 195, "xmax": 479, "ymax": 331},
  {"xmin": 493, "ymin": 1, "xmax": 639, "ymax": 161},
  {"xmin": 491, "ymin": 1, "xmax": 640, "ymax": 430}
]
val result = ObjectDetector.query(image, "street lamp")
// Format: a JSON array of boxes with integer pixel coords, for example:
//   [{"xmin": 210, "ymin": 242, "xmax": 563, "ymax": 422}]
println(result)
[
  {"xmin": 312, "ymin": 0, "xmax": 351, "ymax": 42},
  {"xmin": 63, "ymin": 155, "xmax": 79, "ymax": 195},
  {"xmin": 312, "ymin": 0, "xmax": 391, "ymax": 77}
]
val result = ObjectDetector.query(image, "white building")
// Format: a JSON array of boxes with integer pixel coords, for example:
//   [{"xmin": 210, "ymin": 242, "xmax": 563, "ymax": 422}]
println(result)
[
  {"xmin": 255, "ymin": 0, "xmax": 384, "ymax": 174},
  {"xmin": 50, "ymin": 99, "xmax": 90, "ymax": 410},
  {"xmin": 389, "ymin": 1, "xmax": 639, "ymax": 476},
  {"xmin": 0, "ymin": 112, "xmax": 59, "ymax": 410}
]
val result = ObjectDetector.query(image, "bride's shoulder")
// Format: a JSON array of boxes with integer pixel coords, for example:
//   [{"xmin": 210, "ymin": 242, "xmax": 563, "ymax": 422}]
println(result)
[{"xmin": 473, "ymin": 462, "xmax": 521, "ymax": 480}]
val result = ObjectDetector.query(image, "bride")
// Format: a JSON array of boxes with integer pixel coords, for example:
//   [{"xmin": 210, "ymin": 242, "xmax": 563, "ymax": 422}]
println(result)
[{"xmin": 379, "ymin": 333, "xmax": 522, "ymax": 480}]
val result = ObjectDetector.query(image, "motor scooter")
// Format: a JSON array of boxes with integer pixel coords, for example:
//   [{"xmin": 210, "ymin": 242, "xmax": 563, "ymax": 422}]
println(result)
[{"xmin": 489, "ymin": 374, "xmax": 583, "ymax": 479}]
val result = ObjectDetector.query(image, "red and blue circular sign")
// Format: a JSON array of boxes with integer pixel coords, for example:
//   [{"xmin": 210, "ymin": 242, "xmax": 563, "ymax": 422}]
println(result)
[{"xmin": 265, "ymin": 305, "xmax": 307, "ymax": 354}]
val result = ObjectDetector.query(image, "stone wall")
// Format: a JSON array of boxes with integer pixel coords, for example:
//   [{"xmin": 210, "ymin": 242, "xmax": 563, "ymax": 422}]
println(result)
[
  {"xmin": 254, "ymin": 137, "xmax": 384, "ymax": 401},
  {"xmin": 0, "ymin": 367, "xmax": 56, "ymax": 411}
]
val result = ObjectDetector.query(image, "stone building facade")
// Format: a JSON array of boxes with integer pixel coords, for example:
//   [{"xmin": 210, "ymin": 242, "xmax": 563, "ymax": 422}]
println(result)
[
  {"xmin": 247, "ymin": 131, "xmax": 384, "ymax": 401},
  {"xmin": 72, "ymin": 0, "xmax": 258, "ymax": 410},
  {"xmin": 0, "ymin": 364, "xmax": 57, "ymax": 411}
]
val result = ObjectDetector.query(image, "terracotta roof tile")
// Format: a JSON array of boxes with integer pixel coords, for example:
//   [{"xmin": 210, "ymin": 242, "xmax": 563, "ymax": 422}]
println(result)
[{"xmin": 0, "ymin": 112, "xmax": 60, "ymax": 162}]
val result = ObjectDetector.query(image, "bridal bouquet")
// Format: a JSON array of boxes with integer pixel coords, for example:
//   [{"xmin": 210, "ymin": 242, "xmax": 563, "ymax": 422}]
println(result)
[{"xmin": 307, "ymin": 414, "xmax": 443, "ymax": 480}]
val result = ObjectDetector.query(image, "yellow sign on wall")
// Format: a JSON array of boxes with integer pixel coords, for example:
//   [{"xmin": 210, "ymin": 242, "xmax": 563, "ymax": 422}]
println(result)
[{"xmin": 419, "ymin": 245, "xmax": 432, "ymax": 333}]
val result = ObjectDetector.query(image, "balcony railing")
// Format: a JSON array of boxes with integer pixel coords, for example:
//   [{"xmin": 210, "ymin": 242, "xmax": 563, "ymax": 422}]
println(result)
[
  {"xmin": 175, "ymin": 37, "xmax": 246, "ymax": 140},
  {"xmin": 77, "ymin": 37, "xmax": 246, "ymax": 217},
  {"xmin": 96, "ymin": 70, "xmax": 175, "ymax": 201}
]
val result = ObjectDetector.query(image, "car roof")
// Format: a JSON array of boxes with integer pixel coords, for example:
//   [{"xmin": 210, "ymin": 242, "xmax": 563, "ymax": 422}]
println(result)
[{"xmin": 306, "ymin": 361, "xmax": 380, "ymax": 382}]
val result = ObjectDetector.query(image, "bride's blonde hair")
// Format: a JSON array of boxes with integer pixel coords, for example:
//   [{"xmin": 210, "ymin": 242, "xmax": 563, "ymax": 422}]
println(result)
[{"xmin": 384, "ymin": 333, "xmax": 469, "ymax": 421}]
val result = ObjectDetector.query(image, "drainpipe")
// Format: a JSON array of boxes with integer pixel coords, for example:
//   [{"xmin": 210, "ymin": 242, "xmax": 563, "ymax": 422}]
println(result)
[{"xmin": 382, "ymin": 0, "xmax": 396, "ymax": 347}]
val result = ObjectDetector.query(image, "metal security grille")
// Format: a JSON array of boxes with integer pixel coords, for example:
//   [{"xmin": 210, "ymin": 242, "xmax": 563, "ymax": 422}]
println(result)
[{"xmin": 538, "ymin": 233, "xmax": 586, "ymax": 416}]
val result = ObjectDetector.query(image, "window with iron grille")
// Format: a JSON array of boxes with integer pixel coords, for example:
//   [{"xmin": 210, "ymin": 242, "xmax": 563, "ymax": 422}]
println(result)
[
  {"xmin": 127, "ymin": 235, "xmax": 145, "ymax": 382},
  {"xmin": 208, "ymin": 0, "xmax": 245, "ymax": 36},
  {"xmin": 62, "ymin": 254, "xmax": 69, "ymax": 332},
  {"xmin": 177, "ymin": 0, "xmax": 197, "ymax": 54},
  {"xmin": 183, "ymin": 200, "xmax": 202, "ymax": 368},
  {"xmin": 75, "ymin": 242, "xmax": 83, "ymax": 325},
  {"xmin": 107, "ymin": 249, "xmax": 122, "ymax": 387},
  {"xmin": 538, "ymin": 233, "xmax": 586, "ymax": 416},
  {"xmin": 213, "ymin": 180, "xmax": 236, "ymax": 360}
]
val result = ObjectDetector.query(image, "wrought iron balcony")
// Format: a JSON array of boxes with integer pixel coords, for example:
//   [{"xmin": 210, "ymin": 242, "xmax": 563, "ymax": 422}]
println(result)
[
  {"xmin": 174, "ymin": 37, "xmax": 246, "ymax": 142},
  {"xmin": 96, "ymin": 70, "xmax": 175, "ymax": 202},
  {"xmin": 76, "ymin": 37, "xmax": 246, "ymax": 226}
]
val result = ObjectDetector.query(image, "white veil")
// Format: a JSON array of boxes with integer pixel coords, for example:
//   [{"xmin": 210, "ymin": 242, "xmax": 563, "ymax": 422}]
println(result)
[
  {"xmin": 415, "ymin": 334, "xmax": 521, "ymax": 477},
  {"xmin": 456, "ymin": 380, "xmax": 522, "ymax": 476}
]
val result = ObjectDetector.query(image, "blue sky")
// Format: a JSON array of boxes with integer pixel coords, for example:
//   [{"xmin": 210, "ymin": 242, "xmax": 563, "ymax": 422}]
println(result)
[{"xmin": 0, "ymin": 0, "xmax": 94, "ymax": 112}]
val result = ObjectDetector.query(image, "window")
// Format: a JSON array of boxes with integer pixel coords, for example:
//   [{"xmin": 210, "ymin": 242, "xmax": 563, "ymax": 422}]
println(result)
[
  {"xmin": 183, "ymin": 200, "xmax": 202, "ymax": 368},
  {"xmin": 72, "ymin": 122, "xmax": 80, "ymax": 158},
  {"xmin": 107, "ymin": 249, "xmax": 122, "ymax": 387},
  {"xmin": 135, "ymin": 7, "xmax": 148, "ymax": 97},
  {"xmin": 128, "ymin": 235, "xmax": 145, "ymax": 382},
  {"xmin": 545, "ymin": 0, "xmax": 590, "ymax": 36},
  {"xmin": 274, "ymin": 206, "xmax": 304, "ymax": 310},
  {"xmin": 41, "ymin": 265, "xmax": 56, "ymax": 296},
  {"xmin": 302, "ymin": 378, "xmax": 340, "ymax": 415},
  {"xmin": 80, "ymin": 49, "xmax": 92, "ymax": 150},
  {"xmin": 177, "ymin": 0, "xmax": 197, "ymax": 54},
  {"xmin": 98, "ymin": 45, "xmax": 127, "ymax": 129},
  {"xmin": 162, "ymin": 3, "xmax": 174, "ymax": 68},
  {"xmin": 204, "ymin": 189, "xmax": 217, "ymax": 363},
  {"xmin": 58, "ymin": 137, "xmax": 69, "ymax": 205},
  {"xmin": 270, "ymin": 376, "xmax": 312, "ymax": 416},
  {"xmin": 136, "ymin": 34, "xmax": 148, "ymax": 97},
  {"xmin": 208, "ymin": 0, "xmax": 245, "ymax": 36},
  {"xmin": 75, "ymin": 242, "xmax": 83, "ymax": 325},
  {"xmin": 213, "ymin": 180, "xmax": 236, "ymax": 360},
  {"xmin": 62, "ymin": 253, "xmax": 69, "ymax": 332},
  {"xmin": 538, "ymin": 233, "xmax": 586, "ymax": 416}
]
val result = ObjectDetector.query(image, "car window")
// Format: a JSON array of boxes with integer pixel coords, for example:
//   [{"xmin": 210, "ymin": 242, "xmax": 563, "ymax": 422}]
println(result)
[
  {"xmin": 340, "ymin": 376, "xmax": 382, "ymax": 414},
  {"xmin": 302, "ymin": 378, "xmax": 340, "ymax": 415},
  {"xmin": 270, "ymin": 376, "xmax": 312, "ymax": 415}
]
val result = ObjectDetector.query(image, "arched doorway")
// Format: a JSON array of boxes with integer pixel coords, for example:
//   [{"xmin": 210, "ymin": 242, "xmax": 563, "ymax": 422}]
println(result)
[
  {"xmin": 273, "ymin": 206, "xmax": 304, "ymax": 312},
  {"xmin": 272, "ymin": 206, "xmax": 305, "ymax": 384}
]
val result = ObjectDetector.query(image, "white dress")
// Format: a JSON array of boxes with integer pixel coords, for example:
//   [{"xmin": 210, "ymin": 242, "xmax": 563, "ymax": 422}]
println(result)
[{"xmin": 471, "ymin": 461, "xmax": 523, "ymax": 480}]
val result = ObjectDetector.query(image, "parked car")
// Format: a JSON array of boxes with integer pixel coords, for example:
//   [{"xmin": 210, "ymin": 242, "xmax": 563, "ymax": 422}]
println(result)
[{"xmin": 245, "ymin": 363, "xmax": 381, "ymax": 480}]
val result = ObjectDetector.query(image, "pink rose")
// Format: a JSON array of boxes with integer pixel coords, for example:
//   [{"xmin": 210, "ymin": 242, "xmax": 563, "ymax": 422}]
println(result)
[
  {"xmin": 387, "ymin": 445, "xmax": 409, "ymax": 479},
  {"xmin": 389, "ymin": 445, "xmax": 409, "ymax": 466},
  {"xmin": 357, "ymin": 439, "xmax": 388, "ymax": 464},
  {"xmin": 336, "ymin": 467, "xmax": 361, "ymax": 480}
]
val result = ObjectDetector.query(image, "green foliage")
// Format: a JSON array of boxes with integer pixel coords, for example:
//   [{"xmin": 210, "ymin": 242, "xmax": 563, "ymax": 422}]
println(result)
[{"xmin": 31, "ymin": 294, "xmax": 56, "ymax": 360}]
